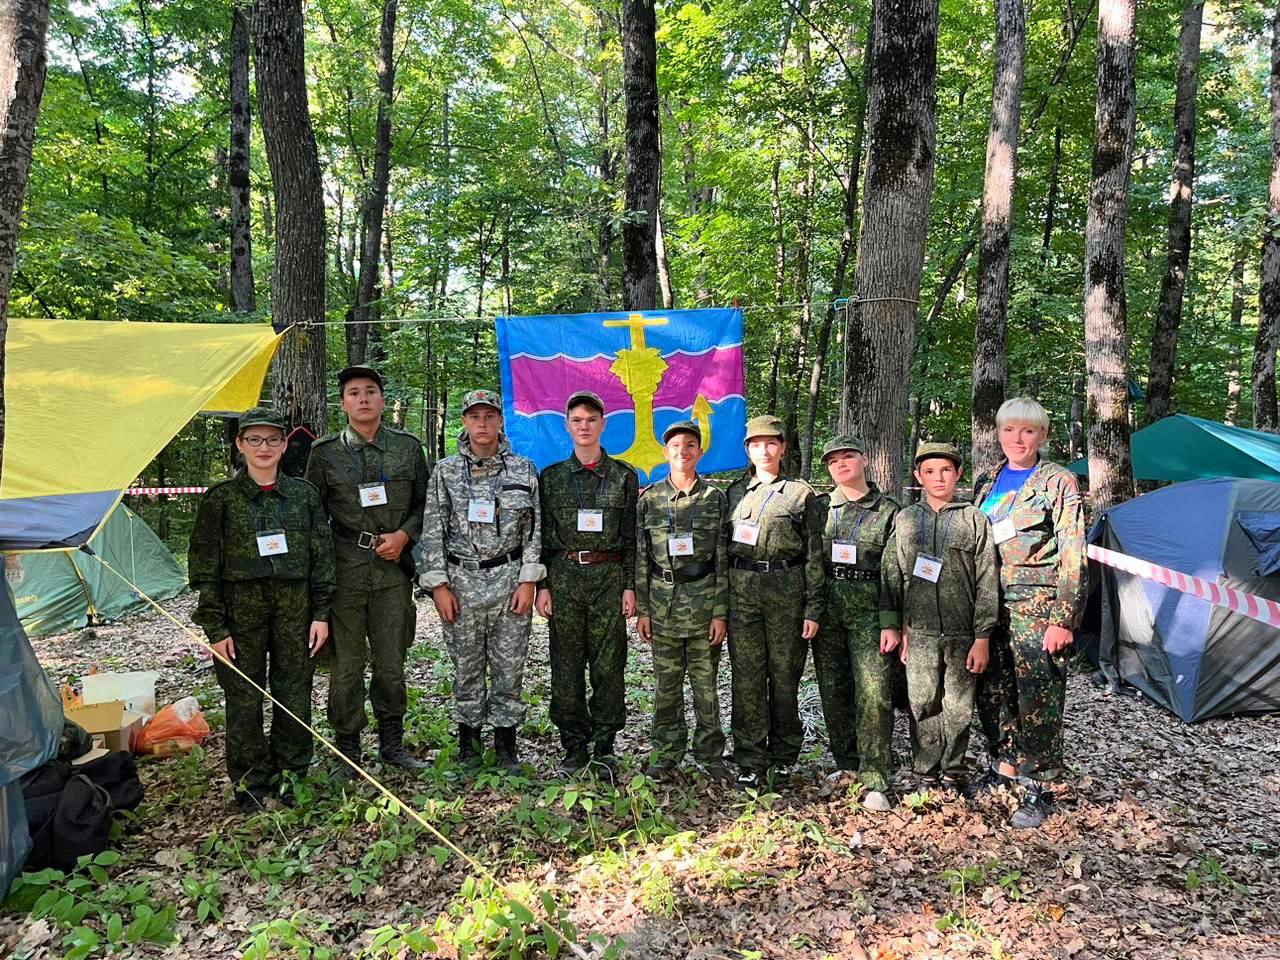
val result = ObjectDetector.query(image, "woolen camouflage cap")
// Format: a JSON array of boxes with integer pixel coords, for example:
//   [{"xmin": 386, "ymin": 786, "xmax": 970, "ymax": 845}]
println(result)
[
  {"xmin": 237, "ymin": 405, "xmax": 287, "ymax": 434},
  {"xmin": 820, "ymin": 434, "xmax": 865, "ymax": 460},
  {"xmin": 662, "ymin": 419, "xmax": 702, "ymax": 444},
  {"xmin": 566, "ymin": 390, "xmax": 606, "ymax": 415},
  {"xmin": 744, "ymin": 414, "xmax": 786, "ymax": 441},
  {"xmin": 913, "ymin": 441, "xmax": 963, "ymax": 468},
  {"xmin": 462, "ymin": 388, "xmax": 502, "ymax": 413}
]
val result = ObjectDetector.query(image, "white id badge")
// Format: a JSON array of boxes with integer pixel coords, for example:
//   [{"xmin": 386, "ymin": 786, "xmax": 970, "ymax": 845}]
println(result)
[
  {"xmin": 991, "ymin": 517, "xmax": 1017, "ymax": 544},
  {"xmin": 732, "ymin": 520, "xmax": 760, "ymax": 545},
  {"xmin": 913, "ymin": 553, "xmax": 943, "ymax": 583},
  {"xmin": 359, "ymin": 482, "xmax": 388, "ymax": 507},
  {"xmin": 831, "ymin": 540, "xmax": 858, "ymax": 565},
  {"xmin": 257, "ymin": 529, "xmax": 289, "ymax": 556},
  {"xmin": 468, "ymin": 499, "xmax": 497, "ymax": 524},
  {"xmin": 577, "ymin": 509, "xmax": 604, "ymax": 532},
  {"xmin": 668, "ymin": 534, "xmax": 694, "ymax": 556}
]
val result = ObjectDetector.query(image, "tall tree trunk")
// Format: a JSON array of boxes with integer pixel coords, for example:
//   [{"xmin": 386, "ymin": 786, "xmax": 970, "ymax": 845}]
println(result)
[
  {"xmin": 1225, "ymin": 252, "xmax": 1245, "ymax": 425},
  {"xmin": 349, "ymin": 0, "xmax": 397, "ymax": 366},
  {"xmin": 594, "ymin": 4, "xmax": 615, "ymax": 309},
  {"xmin": 842, "ymin": 0, "xmax": 939, "ymax": 496},
  {"xmin": 1256, "ymin": 1, "xmax": 1280, "ymax": 432},
  {"xmin": 655, "ymin": 206, "xmax": 674, "ymax": 308},
  {"xmin": 621, "ymin": 0, "xmax": 659, "ymax": 310},
  {"xmin": 255, "ymin": 0, "xmax": 327, "ymax": 433},
  {"xmin": 230, "ymin": 0, "xmax": 255, "ymax": 313},
  {"xmin": 1144, "ymin": 0, "xmax": 1203, "ymax": 425},
  {"xmin": 1069, "ymin": 375, "xmax": 1085, "ymax": 459},
  {"xmin": 1028, "ymin": 120, "xmax": 1063, "ymax": 399},
  {"xmin": 970, "ymin": 0, "xmax": 1026, "ymax": 477},
  {"xmin": 1084, "ymin": 0, "xmax": 1138, "ymax": 512},
  {"xmin": 0, "ymin": 0, "xmax": 50, "ymax": 464}
]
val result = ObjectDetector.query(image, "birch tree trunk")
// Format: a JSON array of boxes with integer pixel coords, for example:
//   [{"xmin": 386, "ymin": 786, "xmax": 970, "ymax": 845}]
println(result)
[
  {"xmin": 621, "ymin": 0, "xmax": 659, "ymax": 310},
  {"xmin": 230, "ymin": 0, "xmax": 255, "ymax": 313},
  {"xmin": 1084, "ymin": 0, "xmax": 1138, "ymax": 511},
  {"xmin": 1256, "ymin": 0, "xmax": 1280, "ymax": 432},
  {"xmin": 1144, "ymin": 0, "xmax": 1203, "ymax": 425},
  {"xmin": 842, "ymin": 0, "xmax": 940, "ymax": 496}
]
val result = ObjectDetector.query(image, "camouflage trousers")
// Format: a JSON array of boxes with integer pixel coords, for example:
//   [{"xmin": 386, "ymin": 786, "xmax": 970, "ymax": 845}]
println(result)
[
  {"xmin": 328, "ymin": 578, "xmax": 415, "ymax": 738},
  {"xmin": 976, "ymin": 587, "xmax": 1068, "ymax": 781},
  {"xmin": 906, "ymin": 632, "xmax": 977, "ymax": 778},
  {"xmin": 547, "ymin": 559, "xmax": 627, "ymax": 752},
  {"xmin": 814, "ymin": 581, "xmax": 894, "ymax": 792},
  {"xmin": 442, "ymin": 562, "xmax": 531, "ymax": 728},
  {"xmin": 212, "ymin": 578, "xmax": 316, "ymax": 792},
  {"xmin": 728, "ymin": 565, "xmax": 808, "ymax": 772},
  {"xmin": 650, "ymin": 629, "xmax": 725, "ymax": 765}
]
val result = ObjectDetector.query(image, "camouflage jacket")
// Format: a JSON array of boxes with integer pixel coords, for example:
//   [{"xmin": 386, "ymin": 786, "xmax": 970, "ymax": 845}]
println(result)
[
  {"xmin": 303, "ymin": 424, "xmax": 429, "ymax": 591},
  {"xmin": 188, "ymin": 472, "xmax": 336, "ymax": 643},
  {"xmin": 972, "ymin": 458, "xmax": 1087, "ymax": 629},
  {"xmin": 539, "ymin": 450, "xmax": 638, "ymax": 588},
  {"xmin": 726, "ymin": 471, "xmax": 826, "ymax": 623},
  {"xmin": 821, "ymin": 482, "xmax": 899, "ymax": 606},
  {"xmin": 881, "ymin": 498, "xmax": 999, "ymax": 638},
  {"xmin": 418, "ymin": 435, "xmax": 545, "ymax": 589},
  {"xmin": 635, "ymin": 476, "xmax": 730, "ymax": 630}
]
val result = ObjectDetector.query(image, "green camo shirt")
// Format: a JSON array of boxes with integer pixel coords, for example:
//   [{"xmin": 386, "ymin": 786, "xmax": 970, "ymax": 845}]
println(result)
[
  {"xmin": 635, "ymin": 476, "xmax": 730, "ymax": 630},
  {"xmin": 538, "ymin": 450, "xmax": 638, "ymax": 588}
]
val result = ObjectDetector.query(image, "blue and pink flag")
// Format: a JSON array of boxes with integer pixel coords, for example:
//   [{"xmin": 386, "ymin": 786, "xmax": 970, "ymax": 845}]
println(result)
[{"xmin": 495, "ymin": 307, "xmax": 747, "ymax": 483}]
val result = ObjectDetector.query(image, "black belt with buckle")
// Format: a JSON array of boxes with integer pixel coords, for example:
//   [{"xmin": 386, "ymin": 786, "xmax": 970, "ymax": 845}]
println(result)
[
  {"xmin": 335, "ymin": 530, "xmax": 383, "ymax": 549},
  {"xmin": 654, "ymin": 559, "xmax": 715, "ymax": 585},
  {"xmin": 446, "ymin": 548, "xmax": 522, "ymax": 572},
  {"xmin": 730, "ymin": 555, "xmax": 804, "ymax": 574},
  {"xmin": 832, "ymin": 564, "xmax": 877, "ymax": 582}
]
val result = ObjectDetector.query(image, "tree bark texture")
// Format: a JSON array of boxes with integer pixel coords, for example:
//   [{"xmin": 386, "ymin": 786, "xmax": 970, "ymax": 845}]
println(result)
[
  {"xmin": 970, "ymin": 0, "xmax": 1026, "ymax": 477},
  {"xmin": 230, "ymin": 0, "xmax": 255, "ymax": 313},
  {"xmin": 841, "ymin": 0, "xmax": 939, "ymax": 497},
  {"xmin": 349, "ymin": 0, "xmax": 398, "ymax": 366},
  {"xmin": 1144, "ymin": 0, "xmax": 1203, "ymax": 425},
  {"xmin": 1225, "ymin": 252, "xmax": 1245, "ymax": 425},
  {"xmin": 0, "ymin": 0, "xmax": 50, "ymax": 465},
  {"xmin": 1084, "ymin": 0, "xmax": 1138, "ymax": 511},
  {"xmin": 621, "ymin": 0, "xmax": 659, "ymax": 311},
  {"xmin": 1256, "ymin": 0, "xmax": 1280, "ymax": 432},
  {"xmin": 255, "ymin": 0, "xmax": 327, "ymax": 432}
]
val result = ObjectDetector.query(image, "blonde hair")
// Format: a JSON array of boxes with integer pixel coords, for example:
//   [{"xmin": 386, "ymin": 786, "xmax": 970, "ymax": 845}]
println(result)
[{"xmin": 995, "ymin": 396, "xmax": 1050, "ymax": 434}]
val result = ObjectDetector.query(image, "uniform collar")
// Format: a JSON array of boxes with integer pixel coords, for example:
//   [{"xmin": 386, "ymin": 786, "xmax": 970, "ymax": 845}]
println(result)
[
  {"xmin": 746, "ymin": 470, "xmax": 785, "ymax": 492},
  {"xmin": 235, "ymin": 471, "xmax": 285, "ymax": 500},
  {"xmin": 459, "ymin": 433, "xmax": 511, "ymax": 465},
  {"xmin": 921, "ymin": 496, "xmax": 966, "ymax": 514},
  {"xmin": 571, "ymin": 449, "xmax": 611, "ymax": 476},
  {"xmin": 664, "ymin": 475, "xmax": 703, "ymax": 499},
  {"xmin": 829, "ymin": 481, "xmax": 881, "ymax": 508},
  {"xmin": 343, "ymin": 424, "xmax": 385, "ymax": 450}
]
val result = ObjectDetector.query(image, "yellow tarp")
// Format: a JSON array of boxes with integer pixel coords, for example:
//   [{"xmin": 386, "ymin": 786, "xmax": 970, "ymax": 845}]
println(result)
[{"xmin": 1, "ymin": 319, "xmax": 282, "ymax": 501}]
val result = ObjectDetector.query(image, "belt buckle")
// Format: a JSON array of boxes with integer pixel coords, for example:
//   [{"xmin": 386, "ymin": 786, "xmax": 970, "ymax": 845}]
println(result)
[
  {"xmin": 757, "ymin": 559, "xmax": 772, "ymax": 573},
  {"xmin": 661, "ymin": 569, "xmax": 675, "ymax": 585},
  {"xmin": 575, "ymin": 550, "xmax": 592, "ymax": 565},
  {"xmin": 461, "ymin": 559, "xmax": 480, "ymax": 572},
  {"xmin": 357, "ymin": 531, "xmax": 378, "ymax": 549}
]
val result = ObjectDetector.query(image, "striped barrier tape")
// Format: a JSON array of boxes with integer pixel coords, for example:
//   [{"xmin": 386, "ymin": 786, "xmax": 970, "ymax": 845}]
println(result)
[
  {"xmin": 1088, "ymin": 543, "xmax": 1280, "ymax": 629},
  {"xmin": 126, "ymin": 486, "xmax": 208, "ymax": 495}
]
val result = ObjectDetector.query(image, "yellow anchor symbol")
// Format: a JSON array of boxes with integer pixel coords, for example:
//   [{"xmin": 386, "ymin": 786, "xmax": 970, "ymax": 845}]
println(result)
[{"xmin": 604, "ymin": 313, "xmax": 713, "ymax": 475}]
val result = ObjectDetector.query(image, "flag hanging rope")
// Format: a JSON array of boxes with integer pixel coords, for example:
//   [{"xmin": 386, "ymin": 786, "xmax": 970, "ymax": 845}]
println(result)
[{"xmin": 83, "ymin": 548, "xmax": 596, "ymax": 960}]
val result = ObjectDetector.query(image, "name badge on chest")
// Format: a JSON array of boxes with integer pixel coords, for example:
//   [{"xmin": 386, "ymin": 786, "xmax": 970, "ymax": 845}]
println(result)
[
  {"xmin": 991, "ymin": 516, "xmax": 1016, "ymax": 545},
  {"xmin": 468, "ymin": 500, "xmax": 496, "ymax": 524},
  {"xmin": 913, "ymin": 553, "xmax": 942, "ymax": 582},
  {"xmin": 359, "ymin": 482, "xmax": 388, "ymax": 508},
  {"xmin": 257, "ymin": 529, "xmax": 289, "ymax": 557},
  {"xmin": 831, "ymin": 540, "xmax": 857, "ymax": 565},
  {"xmin": 732, "ymin": 520, "xmax": 760, "ymax": 545},
  {"xmin": 577, "ymin": 509, "xmax": 603, "ymax": 532},
  {"xmin": 668, "ymin": 534, "xmax": 694, "ymax": 556}
]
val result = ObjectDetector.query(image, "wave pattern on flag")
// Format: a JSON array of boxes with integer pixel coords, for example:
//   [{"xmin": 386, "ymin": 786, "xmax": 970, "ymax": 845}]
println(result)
[{"xmin": 496, "ymin": 307, "xmax": 747, "ymax": 484}]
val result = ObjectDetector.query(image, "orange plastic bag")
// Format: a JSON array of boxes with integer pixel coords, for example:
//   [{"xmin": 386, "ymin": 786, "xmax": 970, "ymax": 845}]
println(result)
[{"xmin": 136, "ymin": 697, "xmax": 210, "ymax": 755}]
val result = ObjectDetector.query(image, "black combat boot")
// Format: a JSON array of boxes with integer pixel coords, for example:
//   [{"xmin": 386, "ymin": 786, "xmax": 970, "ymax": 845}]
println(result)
[
  {"xmin": 378, "ymin": 718, "xmax": 429, "ymax": 770},
  {"xmin": 458, "ymin": 724, "xmax": 482, "ymax": 767},
  {"xmin": 493, "ymin": 727, "xmax": 521, "ymax": 773}
]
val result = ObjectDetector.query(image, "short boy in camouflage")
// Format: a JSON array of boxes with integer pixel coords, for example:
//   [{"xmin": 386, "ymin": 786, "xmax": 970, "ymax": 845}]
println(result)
[{"xmin": 635, "ymin": 420, "xmax": 730, "ymax": 780}]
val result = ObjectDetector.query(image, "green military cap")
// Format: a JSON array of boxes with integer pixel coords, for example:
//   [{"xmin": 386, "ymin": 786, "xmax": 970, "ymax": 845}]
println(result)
[
  {"xmin": 462, "ymin": 388, "xmax": 502, "ymax": 413},
  {"xmin": 662, "ymin": 419, "xmax": 702, "ymax": 444},
  {"xmin": 337, "ymin": 364, "xmax": 384, "ymax": 390},
  {"xmin": 237, "ymin": 405, "xmax": 286, "ymax": 434},
  {"xmin": 566, "ymin": 390, "xmax": 606, "ymax": 415},
  {"xmin": 913, "ymin": 441, "xmax": 963, "ymax": 468},
  {"xmin": 744, "ymin": 414, "xmax": 786, "ymax": 441},
  {"xmin": 820, "ymin": 434, "xmax": 865, "ymax": 460}
]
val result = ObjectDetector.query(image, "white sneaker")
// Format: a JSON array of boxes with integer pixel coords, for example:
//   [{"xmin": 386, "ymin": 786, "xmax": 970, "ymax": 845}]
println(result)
[{"xmin": 863, "ymin": 790, "xmax": 892, "ymax": 812}]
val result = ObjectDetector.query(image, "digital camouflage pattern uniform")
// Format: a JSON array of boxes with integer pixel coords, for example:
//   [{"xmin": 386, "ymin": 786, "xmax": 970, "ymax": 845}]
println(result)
[
  {"xmin": 726, "ymin": 416, "xmax": 826, "ymax": 775},
  {"xmin": 419, "ymin": 430, "xmax": 544, "ymax": 730},
  {"xmin": 972, "ymin": 459, "xmax": 1086, "ymax": 782},
  {"xmin": 539, "ymin": 449, "xmax": 638, "ymax": 755},
  {"xmin": 304, "ymin": 423, "xmax": 428, "ymax": 741},
  {"xmin": 815, "ymin": 443, "xmax": 899, "ymax": 792},
  {"xmin": 882, "ymin": 470, "xmax": 998, "ymax": 780},
  {"xmin": 189, "ymin": 434, "xmax": 336, "ymax": 795},
  {"xmin": 636, "ymin": 454, "xmax": 730, "ymax": 767}
]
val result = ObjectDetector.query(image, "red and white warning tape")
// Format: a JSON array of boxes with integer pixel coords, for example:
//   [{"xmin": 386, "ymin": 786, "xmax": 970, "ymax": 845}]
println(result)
[
  {"xmin": 1088, "ymin": 544, "xmax": 1280, "ymax": 629},
  {"xmin": 125, "ymin": 486, "xmax": 209, "ymax": 496}
]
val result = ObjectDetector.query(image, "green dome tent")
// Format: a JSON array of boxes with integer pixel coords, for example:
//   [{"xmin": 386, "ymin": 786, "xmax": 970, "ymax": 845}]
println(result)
[{"xmin": 12, "ymin": 504, "xmax": 186, "ymax": 637}]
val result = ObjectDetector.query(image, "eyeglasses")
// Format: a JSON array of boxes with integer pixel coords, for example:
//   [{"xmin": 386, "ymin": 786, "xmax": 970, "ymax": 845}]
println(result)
[{"xmin": 242, "ymin": 435, "xmax": 285, "ymax": 448}]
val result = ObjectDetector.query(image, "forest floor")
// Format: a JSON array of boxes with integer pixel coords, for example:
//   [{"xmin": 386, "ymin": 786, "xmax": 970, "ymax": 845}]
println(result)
[{"xmin": 3, "ymin": 592, "xmax": 1279, "ymax": 960}]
